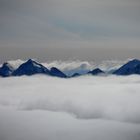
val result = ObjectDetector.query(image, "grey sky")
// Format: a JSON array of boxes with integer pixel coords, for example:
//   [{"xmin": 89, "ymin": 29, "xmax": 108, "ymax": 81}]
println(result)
[{"xmin": 0, "ymin": 0, "xmax": 140, "ymax": 62}]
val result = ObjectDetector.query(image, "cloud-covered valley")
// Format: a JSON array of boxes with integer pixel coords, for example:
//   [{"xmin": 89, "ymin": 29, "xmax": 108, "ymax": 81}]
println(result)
[
  {"xmin": 0, "ymin": 75, "xmax": 140, "ymax": 140},
  {"xmin": 0, "ymin": 75, "xmax": 140, "ymax": 123}
]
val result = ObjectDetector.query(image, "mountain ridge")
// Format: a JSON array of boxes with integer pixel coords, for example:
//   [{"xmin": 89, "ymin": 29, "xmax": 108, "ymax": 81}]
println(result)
[{"xmin": 0, "ymin": 59, "xmax": 140, "ymax": 78}]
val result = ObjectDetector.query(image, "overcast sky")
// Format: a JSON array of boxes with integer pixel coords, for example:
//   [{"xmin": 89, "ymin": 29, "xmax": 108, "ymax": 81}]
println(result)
[{"xmin": 0, "ymin": 0, "xmax": 140, "ymax": 62}]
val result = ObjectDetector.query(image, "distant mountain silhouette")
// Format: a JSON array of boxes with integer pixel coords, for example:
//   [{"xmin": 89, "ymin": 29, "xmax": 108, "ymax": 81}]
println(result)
[
  {"xmin": 71, "ymin": 73, "xmax": 81, "ymax": 77},
  {"xmin": 50, "ymin": 67, "xmax": 67, "ymax": 78},
  {"xmin": 13, "ymin": 59, "xmax": 50, "ymax": 76},
  {"xmin": 88, "ymin": 68, "xmax": 104, "ymax": 75},
  {"xmin": 71, "ymin": 68, "xmax": 104, "ymax": 77},
  {"xmin": 1, "ymin": 59, "xmax": 140, "ymax": 78},
  {"xmin": 0, "ymin": 62, "xmax": 14, "ymax": 77},
  {"xmin": 113, "ymin": 59, "xmax": 140, "ymax": 75}
]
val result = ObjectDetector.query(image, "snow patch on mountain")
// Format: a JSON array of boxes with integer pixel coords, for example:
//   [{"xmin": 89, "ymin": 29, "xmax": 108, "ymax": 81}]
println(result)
[{"xmin": 0, "ymin": 59, "xmax": 134, "ymax": 76}]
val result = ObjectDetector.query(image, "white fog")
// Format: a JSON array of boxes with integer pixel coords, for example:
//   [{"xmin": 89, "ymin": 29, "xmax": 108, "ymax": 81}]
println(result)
[{"xmin": 0, "ymin": 75, "xmax": 140, "ymax": 140}]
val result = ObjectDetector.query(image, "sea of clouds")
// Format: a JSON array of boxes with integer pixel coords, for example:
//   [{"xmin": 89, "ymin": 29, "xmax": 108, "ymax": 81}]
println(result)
[
  {"xmin": 1, "ymin": 74, "xmax": 140, "ymax": 140},
  {"xmin": 0, "ymin": 75, "xmax": 140, "ymax": 123}
]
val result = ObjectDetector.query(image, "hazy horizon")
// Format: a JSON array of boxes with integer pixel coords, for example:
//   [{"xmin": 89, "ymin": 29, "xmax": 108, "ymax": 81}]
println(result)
[{"xmin": 1, "ymin": 0, "xmax": 140, "ymax": 63}]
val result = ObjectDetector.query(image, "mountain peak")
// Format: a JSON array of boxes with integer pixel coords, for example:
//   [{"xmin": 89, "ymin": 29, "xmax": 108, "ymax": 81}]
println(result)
[
  {"xmin": 26, "ymin": 59, "xmax": 35, "ymax": 63},
  {"xmin": 0, "ymin": 62, "xmax": 14, "ymax": 77},
  {"xmin": 126, "ymin": 59, "xmax": 140, "ymax": 64},
  {"xmin": 88, "ymin": 68, "xmax": 104, "ymax": 75},
  {"xmin": 13, "ymin": 59, "xmax": 50, "ymax": 76},
  {"xmin": 113, "ymin": 59, "xmax": 140, "ymax": 75},
  {"xmin": 50, "ymin": 67, "xmax": 67, "ymax": 78}
]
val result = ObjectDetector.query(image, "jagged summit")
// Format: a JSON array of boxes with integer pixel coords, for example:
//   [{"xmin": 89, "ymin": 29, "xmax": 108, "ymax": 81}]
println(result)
[
  {"xmin": 113, "ymin": 59, "xmax": 140, "ymax": 75},
  {"xmin": 13, "ymin": 59, "xmax": 50, "ymax": 76}
]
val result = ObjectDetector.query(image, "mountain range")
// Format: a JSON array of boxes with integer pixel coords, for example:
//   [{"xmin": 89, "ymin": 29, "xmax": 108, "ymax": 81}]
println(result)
[{"xmin": 0, "ymin": 59, "xmax": 140, "ymax": 78}]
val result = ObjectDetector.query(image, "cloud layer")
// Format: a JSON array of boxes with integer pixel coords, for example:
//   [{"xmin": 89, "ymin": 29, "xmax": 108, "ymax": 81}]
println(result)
[{"xmin": 1, "ymin": 75, "xmax": 140, "ymax": 123}]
